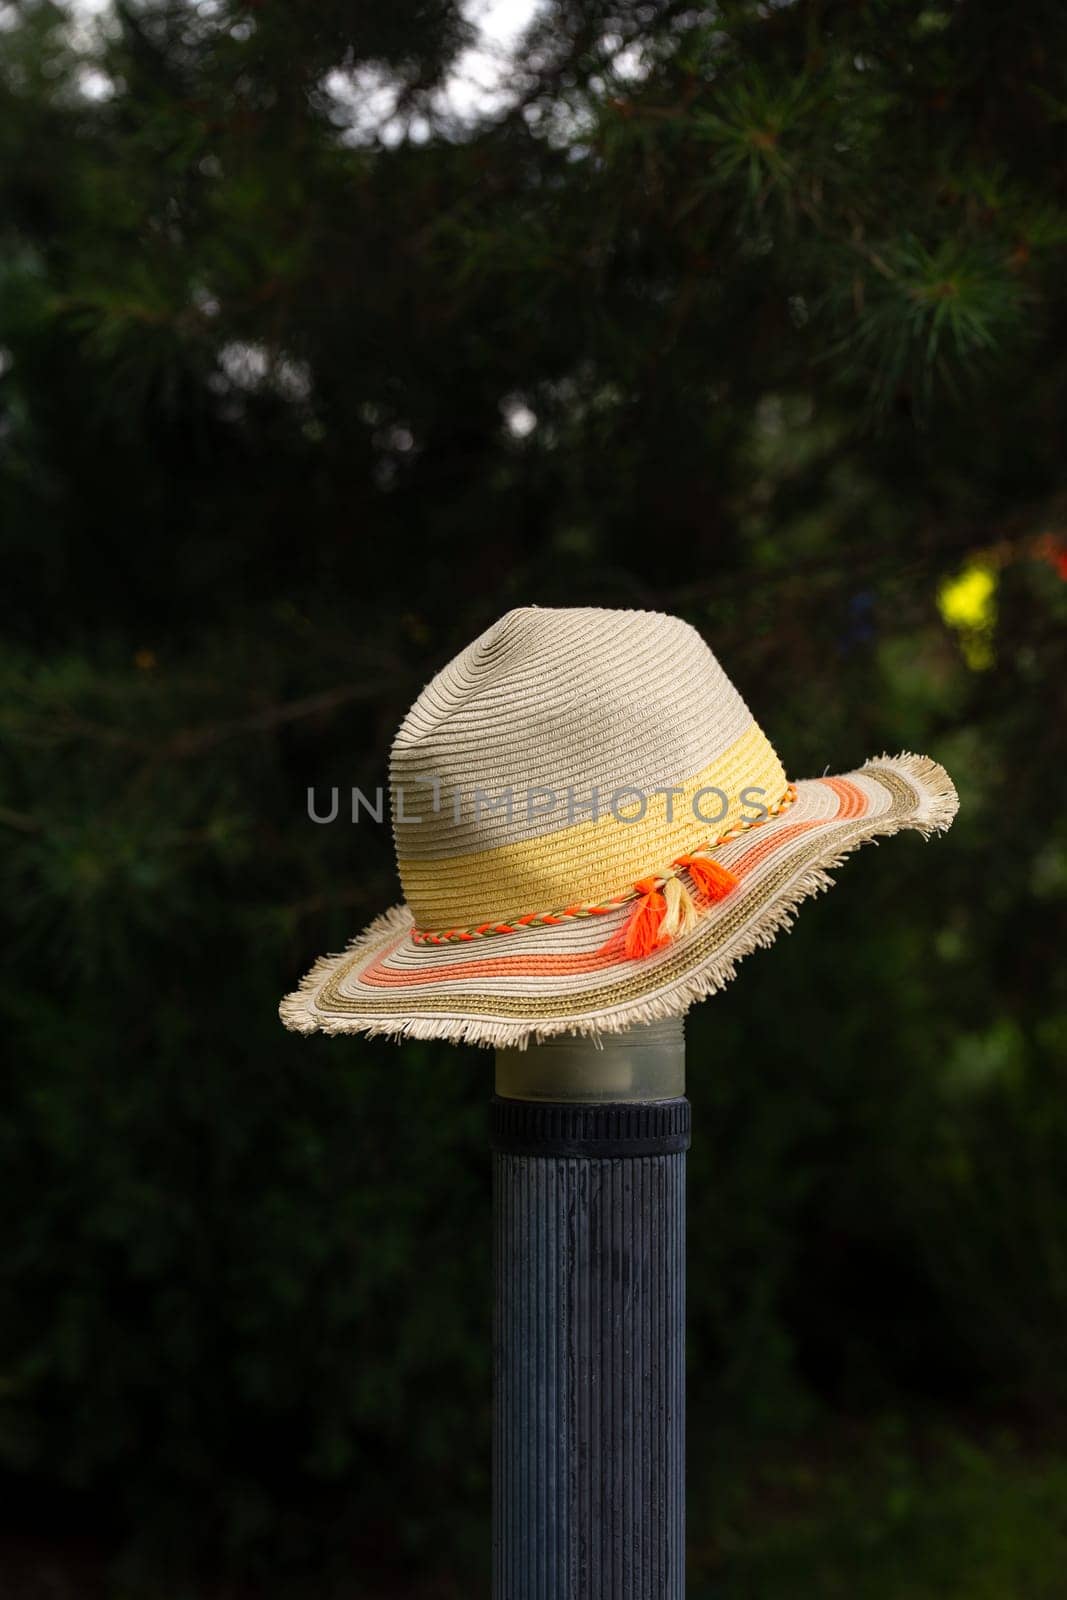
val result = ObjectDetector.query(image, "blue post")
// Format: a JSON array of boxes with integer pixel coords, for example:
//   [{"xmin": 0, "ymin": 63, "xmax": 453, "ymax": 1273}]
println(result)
[{"xmin": 491, "ymin": 1018, "xmax": 688, "ymax": 1599}]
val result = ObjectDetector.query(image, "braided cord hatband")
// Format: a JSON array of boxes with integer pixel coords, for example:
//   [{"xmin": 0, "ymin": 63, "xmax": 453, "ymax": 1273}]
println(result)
[{"xmin": 410, "ymin": 782, "xmax": 798, "ymax": 946}]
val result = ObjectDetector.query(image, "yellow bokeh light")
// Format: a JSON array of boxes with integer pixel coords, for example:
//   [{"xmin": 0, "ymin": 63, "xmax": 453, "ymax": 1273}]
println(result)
[
  {"xmin": 938, "ymin": 564, "xmax": 996, "ymax": 629},
  {"xmin": 937, "ymin": 563, "xmax": 997, "ymax": 670}
]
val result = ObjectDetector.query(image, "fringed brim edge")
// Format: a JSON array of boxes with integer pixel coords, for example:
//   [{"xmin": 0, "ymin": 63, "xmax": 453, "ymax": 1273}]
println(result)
[{"xmin": 279, "ymin": 751, "xmax": 959, "ymax": 1049}]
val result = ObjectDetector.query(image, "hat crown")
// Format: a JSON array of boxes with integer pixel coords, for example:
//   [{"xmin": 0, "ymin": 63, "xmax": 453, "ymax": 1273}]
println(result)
[{"xmin": 389, "ymin": 606, "xmax": 786, "ymax": 929}]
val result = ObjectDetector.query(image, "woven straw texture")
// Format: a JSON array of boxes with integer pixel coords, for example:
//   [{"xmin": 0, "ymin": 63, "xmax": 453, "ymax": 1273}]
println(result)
[{"xmin": 281, "ymin": 608, "xmax": 958, "ymax": 1047}]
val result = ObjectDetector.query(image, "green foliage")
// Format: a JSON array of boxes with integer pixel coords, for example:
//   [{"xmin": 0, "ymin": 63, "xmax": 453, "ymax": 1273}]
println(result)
[
  {"xmin": 1, "ymin": 0, "xmax": 1066, "ymax": 1592},
  {"xmin": 692, "ymin": 1425, "xmax": 1067, "ymax": 1600}
]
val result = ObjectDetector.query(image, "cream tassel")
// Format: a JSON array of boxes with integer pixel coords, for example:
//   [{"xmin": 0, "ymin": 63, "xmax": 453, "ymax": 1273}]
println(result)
[{"xmin": 660, "ymin": 874, "xmax": 701, "ymax": 941}]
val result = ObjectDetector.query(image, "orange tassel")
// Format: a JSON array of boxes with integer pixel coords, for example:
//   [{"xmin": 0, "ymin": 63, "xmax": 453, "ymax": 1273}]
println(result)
[
  {"xmin": 621, "ymin": 876, "xmax": 669, "ymax": 959},
  {"xmin": 675, "ymin": 853, "xmax": 739, "ymax": 902}
]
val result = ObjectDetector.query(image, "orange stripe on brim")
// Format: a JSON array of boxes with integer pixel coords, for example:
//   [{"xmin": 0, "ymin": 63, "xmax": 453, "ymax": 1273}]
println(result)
[{"xmin": 725, "ymin": 779, "xmax": 867, "ymax": 880}]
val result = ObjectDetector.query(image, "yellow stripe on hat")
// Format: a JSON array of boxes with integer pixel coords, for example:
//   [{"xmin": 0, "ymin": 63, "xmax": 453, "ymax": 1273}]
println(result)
[{"xmin": 399, "ymin": 719, "xmax": 787, "ymax": 928}]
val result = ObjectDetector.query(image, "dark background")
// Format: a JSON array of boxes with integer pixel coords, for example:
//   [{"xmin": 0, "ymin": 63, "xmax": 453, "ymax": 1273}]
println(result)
[{"xmin": 2, "ymin": 1, "xmax": 1066, "ymax": 1595}]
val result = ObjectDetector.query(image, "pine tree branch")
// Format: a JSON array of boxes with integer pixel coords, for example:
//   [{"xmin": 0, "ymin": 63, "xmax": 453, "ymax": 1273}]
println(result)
[{"xmin": 165, "ymin": 682, "xmax": 391, "ymax": 756}]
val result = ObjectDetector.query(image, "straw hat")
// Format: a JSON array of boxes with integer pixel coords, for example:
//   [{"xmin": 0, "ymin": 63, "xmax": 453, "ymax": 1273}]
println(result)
[{"xmin": 281, "ymin": 606, "xmax": 958, "ymax": 1047}]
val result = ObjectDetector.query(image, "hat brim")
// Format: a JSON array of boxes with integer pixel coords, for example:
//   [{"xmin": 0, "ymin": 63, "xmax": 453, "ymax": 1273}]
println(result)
[{"xmin": 280, "ymin": 753, "xmax": 957, "ymax": 1048}]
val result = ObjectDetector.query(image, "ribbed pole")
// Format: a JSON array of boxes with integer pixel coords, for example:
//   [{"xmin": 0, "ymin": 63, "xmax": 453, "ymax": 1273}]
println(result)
[{"xmin": 491, "ymin": 1023, "xmax": 688, "ymax": 1600}]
